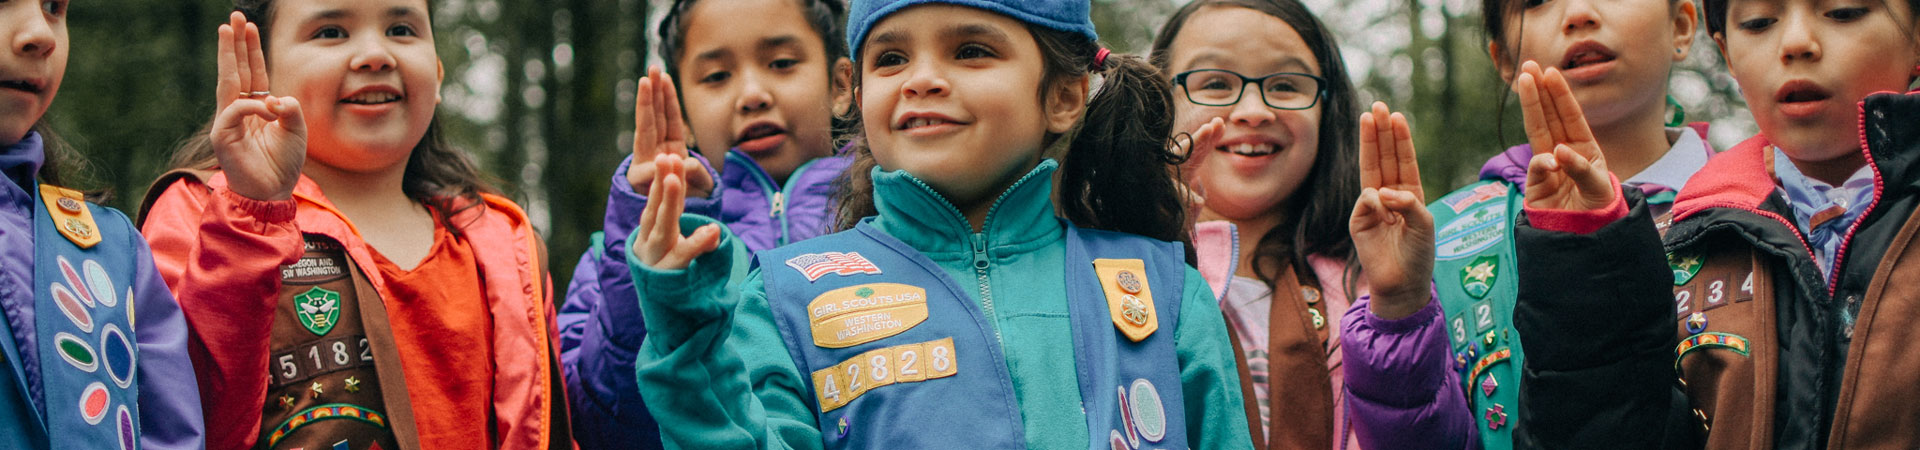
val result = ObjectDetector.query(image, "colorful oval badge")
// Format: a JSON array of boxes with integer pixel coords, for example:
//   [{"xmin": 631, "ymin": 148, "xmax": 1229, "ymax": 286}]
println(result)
[
  {"xmin": 102, "ymin": 324, "xmax": 136, "ymax": 388},
  {"xmin": 52, "ymin": 283, "xmax": 94, "ymax": 333},
  {"xmin": 808, "ymin": 283, "xmax": 928, "ymax": 349},
  {"xmin": 85, "ymin": 259, "xmax": 118, "ymax": 308},
  {"xmin": 58, "ymin": 256, "xmax": 95, "ymax": 306},
  {"xmin": 55, "ymin": 332, "xmax": 97, "ymax": 372},
  {"xmin": 1129, "ymin": 379, "xmax": 1167, "ymax": 443},
  {"xmin": 117, "ymin": 406, "xmax": 135, "ymax": 450},
  {"xmin": 80, "ymin": 382, "xmax": 110, "ymax": 425}
]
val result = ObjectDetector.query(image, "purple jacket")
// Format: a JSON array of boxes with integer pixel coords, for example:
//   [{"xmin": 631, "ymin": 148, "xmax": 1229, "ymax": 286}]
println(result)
[
  {"xmin": 0, "ymin": 133, "xmax": 204, "ymax": 449},
  {"xmin": 1193, "ymin": 220, "xmax": 1476, "ymax": 449},
  {"xmin": 558, "ymin": 148, "xmax": 851, "ymax": 448}
]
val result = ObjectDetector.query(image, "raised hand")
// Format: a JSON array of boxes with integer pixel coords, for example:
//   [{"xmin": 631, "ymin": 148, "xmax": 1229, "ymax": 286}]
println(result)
[
  {"xmin": 626, "ymin": 67, "xmax": 714, "ymax": 198},
  {"xmin": 210, "ymin": 12, "xmax": 306, "ymax": 201},
  {"xmin": 1173, "ymin": 117, "xmax": 1225, "ymax": 208},
  {"xmin": 1350, "ymin": 102, "xmax": 1435, "ymax": 321},
  {"xmin": 633, "ymin": 152, "xmax": 723, "ymax": 270},
  {"xmin": 1513, "ymin": 61, "xmax": 1615, "ymax": 211}
]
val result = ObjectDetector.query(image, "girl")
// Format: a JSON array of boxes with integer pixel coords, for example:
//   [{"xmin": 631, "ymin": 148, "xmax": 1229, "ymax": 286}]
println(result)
[
  {"xmin": 628, "ymin": 0, "xmax": 1252, "ymax": 448},
  {"xmin": 556, "ymin": 0, "xmax": 851, "ymax": 446},
  {"xmin": 1508, "ymin": 0, "xmax": 1920, "ymax": 447},
  {"xmin": 0, "ymin": 1, "xmax": 202, "ymax": 448},
  {"xmin": 137, "ymin": 3, "xmax": 566, "ymax": 449},
  {"xmin": 1403, "ymin": 0, "xmax": 1708, "ymax": 446},
  {"xmin": 1152, "ymin": 1, "xmax": 1476, "ymax": 448}
]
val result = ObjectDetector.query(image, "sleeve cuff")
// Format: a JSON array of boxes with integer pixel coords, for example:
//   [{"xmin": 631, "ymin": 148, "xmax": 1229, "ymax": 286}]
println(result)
[
  {"xmin": 1357, "ymin": 285, "xmax": 1441, "ymax": 335},
  {"xmin": 1523, "ymin": 174, "xmax": 1627, "ymax": 235},
  {"xmin": 218, "ymin": 188, "xmax": 297, "ymax": 223}
]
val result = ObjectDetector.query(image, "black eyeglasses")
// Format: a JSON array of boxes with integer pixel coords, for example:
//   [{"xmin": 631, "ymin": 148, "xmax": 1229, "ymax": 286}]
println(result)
[{"xmin": 1171, "ymin": 69, "xmax": 1326, "ymax": 110}]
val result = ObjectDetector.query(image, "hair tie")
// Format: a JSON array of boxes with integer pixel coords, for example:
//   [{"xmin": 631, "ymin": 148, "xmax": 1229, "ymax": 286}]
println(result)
[{"xmin": 1092, "ymin": 48, "xmax": 1111, "ymax": 71}]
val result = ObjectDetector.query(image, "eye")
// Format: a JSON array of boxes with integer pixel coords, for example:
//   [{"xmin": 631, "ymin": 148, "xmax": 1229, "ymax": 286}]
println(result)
[
  {"xmin": 388, "ymin": 24, "xmax": 419, "ymax": 37},
  {"xmin": 41, "ymin": 0, "xmax": 66, "ymax": 16},
  {"xmin": 770, "ymin": 58, "xmax": 800, "ymax": 70},
  {"xmin": 312, "ymin": 26, "xmax": 347, "ymax": 39},
  {"xmin": 873, "ymin": 51, "xmax": 908, "ymax": 68},
  {"xmin": 1191, "ymin": 73, "xmax": 1236, "ymax": 91},
  {"xmin": 1736, "ymin": 17, "xmax": 1776, "ymax": 31},
  {"xmin": 1826, "ymin": 7, "xmax": 1869, "ymax": 21},
  {"xmin": 1266, "ymin": 79, "xmax": 1302, "ymax": 94},
  {"xmin": 956, "ymin": 44, "xmax": 996, "ymax": 60},
  {"xmin": 1523, "ymin": 0, "xmax": 1547, "ymax": 8},
  {"xmin": 700, "ymin": 70, "xmax": 732, "ymax": 84}
]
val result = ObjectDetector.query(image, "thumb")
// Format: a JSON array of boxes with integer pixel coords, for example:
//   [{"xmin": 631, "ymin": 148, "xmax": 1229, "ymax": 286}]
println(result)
[
  {"xmin": 271, "ymin": 96, "xmax": 307, "ymax": 137},
  {"xmin": 1557, "ymin": 144, "xmax": 1617, "ymax": 206}
]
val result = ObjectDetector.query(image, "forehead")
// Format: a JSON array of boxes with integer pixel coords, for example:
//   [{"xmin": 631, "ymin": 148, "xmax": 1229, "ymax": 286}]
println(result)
[
  {"xmin": 862, "ymin": 4, "xmax": 1032, "ymax": 50},
  {"xmin": 272, "ymin": 0, "xmax": 432, "ymax": 25},
  {"xmin": 1166, "ymin": 6, "xmax": 1320, "ymax": 76}
]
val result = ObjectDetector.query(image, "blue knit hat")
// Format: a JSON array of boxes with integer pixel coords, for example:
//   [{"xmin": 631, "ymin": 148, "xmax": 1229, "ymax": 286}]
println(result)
[{"xmin": 846, "ymin": 0, "xmax": 1098, "ymax": 61}]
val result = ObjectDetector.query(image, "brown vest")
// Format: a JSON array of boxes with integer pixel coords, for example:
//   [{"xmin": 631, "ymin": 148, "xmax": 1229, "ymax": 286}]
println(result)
[
  {"xmin": 1673, "ymin": 205, "xmax": 1920, "ymax": 449},
  {"xmin": 1226, "ymin": 266, "xmax": 1337, "ymax": 450}
]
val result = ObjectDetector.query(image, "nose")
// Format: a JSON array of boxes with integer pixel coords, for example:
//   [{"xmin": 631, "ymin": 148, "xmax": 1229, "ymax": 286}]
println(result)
[
  {"xmin": 11, "ymin": 12, "xmax": 57, "ymax": 59},
  {"xmin": 349, "ymin": 37, "xmax": 397, "ymax": 72},
  {"xmin": 1777, "ymin": 15, "xmax": 1821, "ymax": 64},
  {"xmin": 1561, "ymin": 0, "xmax": 1601, "ymax": 34},
  {"xmin": 899, "ymin": 62, "xmax": 949, "ymax": 99},
  {"xmin": 737, "ymin": 70, "xmax": 773, "ymax": 114},
  {"xmin": 1226, "ymin": 84, "xmax": 1275, "ymax": 127}
]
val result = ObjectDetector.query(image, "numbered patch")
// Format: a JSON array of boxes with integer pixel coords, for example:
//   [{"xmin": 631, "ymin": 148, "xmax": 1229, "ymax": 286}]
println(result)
[
  {"xmin": 271, "ymin": 335, "xmax": 374, "ymax": 387},
  {"xmin": 808, "ymin": 283, "xmax": 929, "ymax": 348},
  {"xmin": 811, "ymin": 337, "xmax": 958, "ymax": 412}
]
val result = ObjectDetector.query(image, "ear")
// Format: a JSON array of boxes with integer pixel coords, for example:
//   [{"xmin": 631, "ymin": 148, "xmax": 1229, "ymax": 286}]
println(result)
[
  {"xmin": 436, "ymin": 59, "xmax": 447, "ymax": 104},
  {"xmin": 1045, "ymin": 75, "xmax": 1089, "ymax": 134},
  {"xmin": 1670, "ymin": 0, "xmax": 1700, "ymax": 61},
  {"xmin": 1489, "ymin": 41, "xmax": 1517, "ymax": 84},
  {"xmin": 831, "ymin": 57, "xmax": 855, "ymax": 116},
  {"xmin": 1712, "ymin": 32, "xmax": 1733, "ymax": 77}
]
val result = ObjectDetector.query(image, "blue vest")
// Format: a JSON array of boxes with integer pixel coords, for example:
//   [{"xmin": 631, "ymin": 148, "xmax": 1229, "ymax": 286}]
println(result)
[
  {"xmin": 0, "ymin": 185, "xmax": 143, "ymax": 449},
  {"xmin": 761, "ymin": 221, "xmax": 1190, "ymax": 449}
]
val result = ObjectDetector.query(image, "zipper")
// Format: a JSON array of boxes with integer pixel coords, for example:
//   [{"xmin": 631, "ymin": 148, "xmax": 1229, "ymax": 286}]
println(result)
[
  {"xmin": 895, "ymin": 164, "xmax": 1049, "ymax": 348},
  {"xmin": 972, "ymin": 232, "xmax": 1001, "ymax": 346}
]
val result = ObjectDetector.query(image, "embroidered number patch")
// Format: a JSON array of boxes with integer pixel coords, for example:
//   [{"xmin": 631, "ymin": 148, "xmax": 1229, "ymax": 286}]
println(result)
[
  {"xmin": 811, "ymin": 337, "xmax": 958, "ymax": 412},
  {"xmin": 272, "ymin": 335, "xmax": 374, "ymax": 387}
]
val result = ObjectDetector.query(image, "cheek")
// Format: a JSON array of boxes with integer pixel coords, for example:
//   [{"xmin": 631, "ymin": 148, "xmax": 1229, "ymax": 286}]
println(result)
[{"xmin": 1172, "ymin": 102, "xmax": 1219, "ymax": 135}]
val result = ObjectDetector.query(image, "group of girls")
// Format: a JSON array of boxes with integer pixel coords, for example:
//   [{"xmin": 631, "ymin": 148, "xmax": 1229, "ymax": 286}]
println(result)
[{"xmin": 1, "ymin": 0, "xmax": 1914, "ymax": 448}]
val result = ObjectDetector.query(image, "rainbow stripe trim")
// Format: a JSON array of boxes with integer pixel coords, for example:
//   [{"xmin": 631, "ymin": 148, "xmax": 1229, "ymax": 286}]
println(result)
[
  {"xmin": 1674, "ymin": 332, "xmax": 1751, "ymax": 370},
  {"xmin": 267, "ymin": 403, "xmax": 389, "ymax": 446},
  {"xmin": 1469, "ymin": 348, "xmax": 1512, "ymax": 384}
]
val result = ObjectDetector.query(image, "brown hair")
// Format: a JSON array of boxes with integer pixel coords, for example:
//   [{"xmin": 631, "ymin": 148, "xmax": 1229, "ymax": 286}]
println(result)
[
  {"xmin": 167, "ymin": 0, "xmax": 497, "ymax": 232},
  {"xmin": 831, "ymin": 21, "xmax": 1192, "ymax": 247}
]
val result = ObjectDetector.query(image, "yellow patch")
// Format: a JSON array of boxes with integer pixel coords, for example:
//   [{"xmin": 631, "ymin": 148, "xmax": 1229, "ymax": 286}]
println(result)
[
  {"xmin": 808, "ymin": 283, "xmax": 929, "ymax": 348},
  {"xmin": 1094, "ymin": 259, "xmax": 1157, "ymax": 342},
  {"xmin": 39, "ymin": 185, "xmax": 99, "ymax": 249},
  {"xmin": 811, "ymin": 337, "xmax": 958, "ymax": 412}
]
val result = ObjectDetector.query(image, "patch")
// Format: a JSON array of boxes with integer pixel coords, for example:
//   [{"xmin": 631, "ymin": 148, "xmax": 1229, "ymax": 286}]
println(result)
[
  {"xmin": 334, "ymin": 440, "xmax": 351, "ymax": 450},
  {"xmin": 40, "ymin": 184, "xmax": 100, "ymax": 248},
  {"xmin": 808, "ymin": 283, "xmax": 929, "ymax": 349},
  {"xmin": 785, "ymin": 252, "xmax": 882, "ymax": 282},
  {"xmin": 1093, "ymin": 259, "xmax": 1157, "ymax": 342},
  {"xmin": 1469, "ymin": 347, "xmax": 1512, "ymax": 387},
  {"xmin": 1485, "ymin": 404, "xmax": 1508, "ymax": 430},
  {"xmin": 117, "ymin": 406, "xmax": 134, "ymax": 450},
  {"xmin": 58, "ymin": 256, "xmax": 94, "ymax": 306},
  {"xmin": 55, "ymin": 332, "xmax": 97, "ymax": 372},
  {"xmin": 1685, "ymin": 312, "xmax": 1708, "ymax": 335},
  {"xmin": 1129, "ymin": 378, "xmax": 1167, "ymax": 443},
  {"xmin": 1669, "ymin": 252, "xmax": 1704, "ymax": 286},
  {"xmin": 272, "ymin": 335, "xmax": 374, "ymax": 386},
  {"xmin": 84, "ymin": 259, "xmax": 117, "ymax": 308},
  {"xmin": 80, "ymin": 381, "xmax": 110, "ymax": 424},
  {"xmin": 1442, "ymin": 182, "xmax": 1511, "ymax": 213},
  {"xmin": 811, "ymin": 337, "xmax": 957, "ymax": 413},
  {"xmin": 1735, "ymin": 272, "xmax": 1754, "ymax": 302},
  {"xmin": 1675, "ymin": 332, "xmax": 1751, "ymax": 370},
  {"xmin": 1436, "ymin": 203, "xmax": 1509, "ymax": 260},
  {"xmin": 1460, "ymin": 255, "xmax": 1500, "ymax": 299},
  {"xmin": 1117, "ymin": 386, "xmax": 1140, "ymax": 448},
  {"xmin": 1109, "ymin": 430, "xmax": 1128, "ymax": 450},
  {"xmin": 295, "ymin": 286, "xmax": 342, "ymax": 337},
  {"xmin": 267, "ymin": 404, "xmax": 391, "ymax": 447},
  {"xmin": 1308, "ymin": 308, "xmax": 1326, "ymax": 330},
  {"xmin": 102, "ymin": 324, "xmax": 136, "ymax": 389},
  {"xmin": 1300, "ymin": 286, "xmax": 1321, "ymax": 305},
  {"xmin": 1481, "ymin": 373, "xmax": 1499, "ymax": 397},
  {"xmin": 284, "ymin": 238, "xmax": 351, "ymax": 284},
  {"xmin": 1449, "ymin": 316, "xmax": 1471, "ymax": 349},
  {"xmin": 52, "ymin": 283, "xmax": 94, "ymax": 333},
  {"xmin": 1472, "ymin": 300, "xmax": 1496, "ymax": 334},
  {"xmin": 1701, "ymin": 276, "xmax": 1731, "ymax": 311}
]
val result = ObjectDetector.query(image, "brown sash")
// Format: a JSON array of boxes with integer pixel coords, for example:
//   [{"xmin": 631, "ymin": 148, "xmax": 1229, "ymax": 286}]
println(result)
[{"xmin": 1226, "ymin": 265, "xmax": 1335, "ymax": 450}]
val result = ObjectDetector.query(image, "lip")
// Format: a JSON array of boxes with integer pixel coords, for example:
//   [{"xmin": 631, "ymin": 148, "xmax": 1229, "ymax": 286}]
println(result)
[
  {"xmin": 893, "ymin": 111, "xmax": 969, "ymax": 138},
  {"xmin": 1558, "ymin": 41, "xmax": 1619, "ymax": 83},
  {"xmin": 735, "ymin": 121, "xmax": 789, "ymax": 153},
  {"xmin": 1212, "ymin": 134, "xmax": 1289, "ymax": 174},
  {"xmin": 339, "ymin": 85, "xmax": 405, "ymax": 115},
  {"xmin": 1773, "ymin": 80, "xmax": 1834, "ymax": 120},
  {"xmin": 0, "ymin": 78, "xmax": 46, "ymax": 95}
]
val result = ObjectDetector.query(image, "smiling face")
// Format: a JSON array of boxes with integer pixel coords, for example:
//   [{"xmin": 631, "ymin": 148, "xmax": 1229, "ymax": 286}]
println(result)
[
  {"xmin": 0, "ymin": 0, "xmax": 67, "ymax": 147},
  {"xmin": 676, "ymin": 0, "xmax": 843, "ymax": 182},
  {"xmin": 1492, "ymin": 0, "xmax": 1695, "ymax": 129},
  {"xmin": 1167, "ymin": 5, "xmax": 1321, "ymax": 222},
  {"xmin": 857, "ymin": 4, "xmax": 1081, "ymax": 210},
  {"xmin": 1718, "ymin": 0, "xmax": 1919, "ymax": 166},
  {"xmin": 265, "ymin": 0, "xmax": 441, "ymax": 174}
]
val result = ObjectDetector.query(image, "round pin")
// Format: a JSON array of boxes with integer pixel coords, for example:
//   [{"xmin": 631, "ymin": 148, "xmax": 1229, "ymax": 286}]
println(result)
[
  {"xmin": 56, "ymin": 196, "xmax": 83, "ymax": 213},
  {"xmin": 1301, "ymin": 286, "xmax": 1322, "ymax": 305},
  {"xmin": 1483, "ymin": 331, "xmax": 1498, "ymax": 347},
  {"xmin": 1686, "ymin": 312, "xmax": 1708, "ymax": 335},
  {"xmin": 1116, "ymin": 270, "xmax": 1143, "ymax": 294},
  {"xmin": 1121, "ymin": 295, "xmax": 1150, "ymax": 326},
  {"xmin": 1309, "ymin": 308, "xmax": 1326, "ymax": 330},
  {"xmin": 63, "ymin": 218, "xmax": 93, "ymax": 238},
  {"xmin": 1128, "ymin": 379, "xmax": 1167, "ymax": 443}
]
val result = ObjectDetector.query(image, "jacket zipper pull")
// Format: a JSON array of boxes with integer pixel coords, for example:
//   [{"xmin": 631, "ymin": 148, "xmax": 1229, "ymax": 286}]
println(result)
[{"xmin": 771, "ymin": 192, "xmax": 786, "ymax": 217}]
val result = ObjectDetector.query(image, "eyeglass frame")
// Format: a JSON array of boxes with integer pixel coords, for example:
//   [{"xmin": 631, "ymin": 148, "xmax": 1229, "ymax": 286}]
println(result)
[{"xmin": 1170, "ymin": 69, "xmax": 1328, "ymax": 111}]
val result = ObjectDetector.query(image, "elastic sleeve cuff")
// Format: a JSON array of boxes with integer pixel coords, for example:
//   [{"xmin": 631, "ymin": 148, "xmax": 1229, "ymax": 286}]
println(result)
[
  {"xmin": 1359, "ymin": 285, "xmax": 1442, "ymax": 335},
  {"xmin": 1523, "ymin": 174, "xmax": 1627, "ymax": 235},
  {"xmin": 218, "ymin": 188, "xmax": 297, "ymax": 223}
]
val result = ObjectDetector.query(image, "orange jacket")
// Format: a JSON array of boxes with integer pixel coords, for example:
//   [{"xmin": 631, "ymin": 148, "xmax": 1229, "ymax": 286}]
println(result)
[{"xmin": 140, "ymin": 171, "xmax": 566, "ymax": 450}]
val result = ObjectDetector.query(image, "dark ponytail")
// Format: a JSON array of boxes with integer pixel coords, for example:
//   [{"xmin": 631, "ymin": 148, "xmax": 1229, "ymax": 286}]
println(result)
[
  {"xmin": 30, "ymin": 120, "xmax": 106, "ymax": 201},
  {"xmin": 832, "ymin": 24, "xmax": 1190, "ymax": 246}
]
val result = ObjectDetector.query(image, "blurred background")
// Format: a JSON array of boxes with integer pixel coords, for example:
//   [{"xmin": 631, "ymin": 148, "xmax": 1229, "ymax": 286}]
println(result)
[{"xmin": 49, "ymin": 0, "xmax": 1750, "ymax": 296}]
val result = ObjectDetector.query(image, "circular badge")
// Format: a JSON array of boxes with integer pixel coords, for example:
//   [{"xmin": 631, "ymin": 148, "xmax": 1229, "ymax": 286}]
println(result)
[
  {"xmin": 80, "ymin": 382, "xmax": 110, "ymax": 425},
  {"xmin": 1685, "ymin": 312, "xmax": 1708, "ymax": 335},
  {"xmin": 102, "ymin": 324, "xmax": 136, "ymax": 389},
  {"xmin": 55, "ymin": 332, "xmax": 97, "ymax": 373},
  {"xmin": 1128, "ymin": 379, "xmax": 1167, "ymax": 443},
  {"xmin": 85, "ymin": 260, "xmax": 118, "ymax": 308},
  {"xmin": 1301, "ymin": 286, "xmax": 1321, "ymax": 305},
  {"xmin": 56, "ymin": 196, "xmax": 84, "ymax": 213},
  {"xmin": 1116, "ymin": 271, "xmax": 1143, "ymax": 294}
]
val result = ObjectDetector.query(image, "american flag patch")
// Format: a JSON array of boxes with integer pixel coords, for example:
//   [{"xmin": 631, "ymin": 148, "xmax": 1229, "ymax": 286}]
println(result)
[{"xmin": 785, "ymin": 252, "xmax": 883, "ymax": 282}]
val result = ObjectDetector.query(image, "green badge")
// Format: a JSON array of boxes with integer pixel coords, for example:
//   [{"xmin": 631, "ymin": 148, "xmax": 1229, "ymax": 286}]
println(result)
[
  {"xmin": 1669, "ymin": 252, "xmax": 1704, "ymax": 286},
  {"xmin": 1460, "ymin": 255, "xmax": 1500, "ymax": 299},
  {"xmin": 295, "ymin": 287, "xmax": 342, "ymax": 336}
]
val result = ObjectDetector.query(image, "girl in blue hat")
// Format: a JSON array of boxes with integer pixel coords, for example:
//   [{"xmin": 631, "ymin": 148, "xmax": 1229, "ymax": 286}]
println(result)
[{"xmin": 625, "ymin": 0, "xmax": 1253, "ymax": 448}]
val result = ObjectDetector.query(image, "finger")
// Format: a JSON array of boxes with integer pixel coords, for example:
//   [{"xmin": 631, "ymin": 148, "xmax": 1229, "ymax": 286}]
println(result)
[
  {"xmin": 1351, "ymin": 187, "xmax": 1384, "ymax": 230},
  {"xmin": 211, "ymin": 99, "xmax": 278, "ymax": 147},
  {"xmin": 216, "ymin": 23, "xmax": 239, "ymax": 107},
  {"xmin": 1536, "ymin": 76, "xmax": 1569, "ymax": 147},
  {"xmin": 1384, "ymin": 188, "xmax": 1436, "ymax": 232},
  {"xmin": 649, "ymin": 67, "xmax": 672, "ymax": 150},
  {"xmin": 638, "ymin": 153, "xmax": 669, "ymax": 245},
  {"xmin": 1358, "ymin": 111, "xmax": 1381, "ymax": 190},
  {"xmin": 634, "ymin": 75, "xmax": 657, "ymax": 158},
  {"xmin": 1514, "ymin": 72, "xmax": 1555, "ymax": 156},
  {"xmin": 246, "ymin": 22, "xmax": 270, "ymax": 96},
  {"xmin": 659, "ymin": 71, "xmax": 688, "ymax": 150},
  {"xmin": 1522, "ymin": 152, "xmax": 1560, "ymax": 201},
  {"xmin": 232, "ymin": 13, "xmax": 254, "ymax": 95},
  {"xmin": 1372, "ymin": 102, "xmax": 1399, "ymax": 187},
  {"xmin": 1389, "ymin": 112, "xmax": 1422, "ymax": 202},
  {"xmin": 1544, "ymin": 68, "xmax": 1598, "ymax": 148},
  {"xmin": 681, "ymin": 154, "xmax": 715, "ymax": 194},
  {"xmin": 658, "ymin": 159, "xmax": 688, "ymax": 243},
  {"xmin": 660, "ymin": 224, "xmax": 723, "ymax": 269},
  {"xmin": 270, "ymin": 96, "xmax": 306, "ymax": 137},
  {"xmin": 1556, "ymin": 144, "xmax": 1613, "ymax": 196}
]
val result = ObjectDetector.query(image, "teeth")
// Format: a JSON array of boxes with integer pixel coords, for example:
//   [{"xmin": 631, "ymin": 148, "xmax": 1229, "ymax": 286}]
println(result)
[
  {"xmin": 905, "ymin": 118, "xmax": 950, "ymax": 129},
  {"xmin": 1222, "ymin": 143, "xmax": 1276, "ymax": 156},
  {"xmin": 344, "ymin": 92, "xmax": 399, "ymax": 104}
]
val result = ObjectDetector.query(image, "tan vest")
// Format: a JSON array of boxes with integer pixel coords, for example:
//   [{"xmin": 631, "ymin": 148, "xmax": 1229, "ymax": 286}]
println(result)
[{"xmin": 1673, "ymin": 205, "xmax": 1920, "ymax": 449}]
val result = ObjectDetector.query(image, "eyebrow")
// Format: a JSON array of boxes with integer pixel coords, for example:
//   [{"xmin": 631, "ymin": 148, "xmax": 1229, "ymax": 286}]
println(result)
[
  {"xmin": 867, "ymin": 22, "xmax": 1014, "ymax": 49},
  {"xmin": 1183, "ymin": 51, "xmax": 1315, "ymax": 74},
  {"xmin": 299, "ymin": 6, "xmax": 422, "ymax": 22}
]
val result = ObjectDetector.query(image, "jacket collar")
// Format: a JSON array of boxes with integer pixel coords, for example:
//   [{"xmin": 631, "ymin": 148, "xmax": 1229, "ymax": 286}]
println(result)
[
  {"xmin": 1479, "ymin": 124, "xmax": 1712, "ymax": 191},
  {"xmin": 868, "ymin": 159, "xmax": 1063, "ymax": 256},
  {"xmin": 1, "ymin": 132, "xmax": 43, "ymax": 195},
  {"xmin": 1673, "ymin": 90, "xmax": 1920, "ymax": 224}
]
